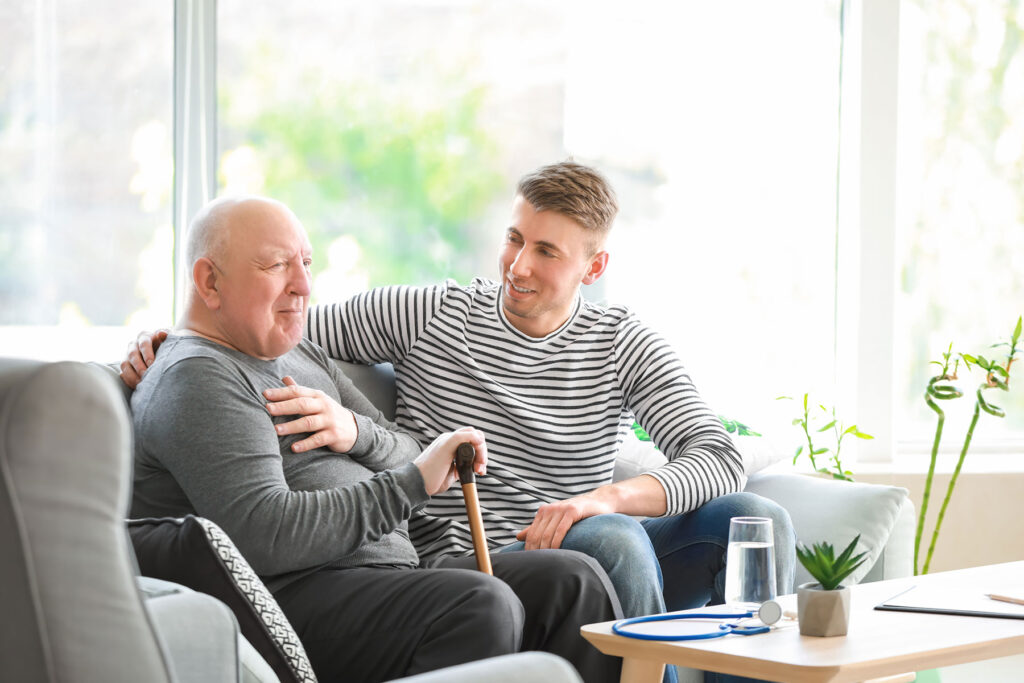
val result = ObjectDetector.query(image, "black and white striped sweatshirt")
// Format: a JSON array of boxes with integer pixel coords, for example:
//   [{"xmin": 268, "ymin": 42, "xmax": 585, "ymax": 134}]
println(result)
[{"xmin": 307, "ymin": 278, "xmax": 744, "ymax": 565}]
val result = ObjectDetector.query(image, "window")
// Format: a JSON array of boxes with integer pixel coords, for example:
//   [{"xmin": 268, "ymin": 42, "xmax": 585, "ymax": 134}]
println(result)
[
  {"xmin": 215, "ymin": 0, "xmax": 843, "ymax": 432},
  {"xmin": 894, "ymin": 0, "xmax": 1024, "ymax": 452},
  {"xmin": 215, "ymin": 0, "xmax": 567, "ymax": 293},
  {"xmin": 3, "ymin": 1, "xmax": 1018, "ymax": 466},
  {"xmin": 0, "ymin": 1, "xmax": 174, "ymax": 362}
]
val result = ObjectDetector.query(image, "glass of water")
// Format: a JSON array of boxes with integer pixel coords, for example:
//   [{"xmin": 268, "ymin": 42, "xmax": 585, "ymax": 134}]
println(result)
[{"xmin": 724, "ymin": 516, "xmax": 776, "ymax": 610}]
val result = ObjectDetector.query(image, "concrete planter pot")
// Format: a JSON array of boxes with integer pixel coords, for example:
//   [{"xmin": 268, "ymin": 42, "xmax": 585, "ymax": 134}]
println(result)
[{"xmin": 797, "ymin": 582, "xmax": 851, "ymax": 636}]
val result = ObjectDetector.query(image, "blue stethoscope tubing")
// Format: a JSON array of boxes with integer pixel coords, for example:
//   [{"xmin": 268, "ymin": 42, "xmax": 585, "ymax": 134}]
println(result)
[{"xmin": 611, "ymin": 611, "xmax": 771, "ymax": 641}]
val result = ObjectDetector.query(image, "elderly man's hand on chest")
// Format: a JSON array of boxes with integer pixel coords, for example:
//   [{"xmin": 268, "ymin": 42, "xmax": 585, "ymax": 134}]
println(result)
[{"xmin": 264, "ymin": 376, "xmax": 359, "ymax": 453}]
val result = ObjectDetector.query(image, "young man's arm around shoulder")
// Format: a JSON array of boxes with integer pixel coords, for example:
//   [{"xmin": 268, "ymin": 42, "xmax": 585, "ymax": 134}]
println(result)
[{"xmin": 306, "ymin": 282, "xmax": 454, "ymax": 364}]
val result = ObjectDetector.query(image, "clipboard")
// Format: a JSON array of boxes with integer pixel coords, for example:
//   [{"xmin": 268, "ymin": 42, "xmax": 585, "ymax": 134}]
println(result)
[{"xmin": 875, "ymin": 584, "xmax": 1024, "ymax": 620}]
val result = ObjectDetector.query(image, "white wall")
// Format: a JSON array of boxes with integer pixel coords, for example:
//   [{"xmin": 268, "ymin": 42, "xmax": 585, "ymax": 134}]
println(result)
[{"xmin": 857, "ymin": 470, "xmax": 1024, "ymax": 573}]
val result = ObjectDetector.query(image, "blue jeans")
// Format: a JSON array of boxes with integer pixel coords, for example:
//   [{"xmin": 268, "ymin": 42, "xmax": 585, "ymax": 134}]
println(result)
[{"xmin": 500, "ymin": 492, "xmax": 795, "ymax": 683}]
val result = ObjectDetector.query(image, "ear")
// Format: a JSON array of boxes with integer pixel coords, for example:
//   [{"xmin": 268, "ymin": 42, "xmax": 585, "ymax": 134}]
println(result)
[
  {"xmin": 192, "ymin": 258, "xmax": 222, "ymax": 310},
  {"xmin": 581, "ymin": 250, "xmax": 609, "ymax": 285}
]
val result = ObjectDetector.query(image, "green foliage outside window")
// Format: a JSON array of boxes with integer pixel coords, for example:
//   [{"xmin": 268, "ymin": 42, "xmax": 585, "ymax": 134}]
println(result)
[{"xmin": 219, "ymin": 79, "xmax": 506, "ymax": 291}]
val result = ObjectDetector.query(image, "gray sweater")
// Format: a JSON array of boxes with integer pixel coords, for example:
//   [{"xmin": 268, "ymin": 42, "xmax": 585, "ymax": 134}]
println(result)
[{"xmin": 130, "ymin": 335, "xmax": 427, "ymax": 591}]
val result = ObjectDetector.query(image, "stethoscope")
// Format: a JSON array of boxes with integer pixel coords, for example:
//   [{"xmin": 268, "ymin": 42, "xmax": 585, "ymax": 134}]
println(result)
[{"xmin": 612, "ymin": 600, "xmax": 787, "ymax": 641}]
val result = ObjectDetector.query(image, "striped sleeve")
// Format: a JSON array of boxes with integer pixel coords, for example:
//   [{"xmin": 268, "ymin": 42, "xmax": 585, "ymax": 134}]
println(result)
[
  {"xmin": 306, "ymin": 283, "xmax": 450, "ymax": 364},
  {"xmin": 614, "ymin": 316, "xmax": 745, "ymax": 515}
]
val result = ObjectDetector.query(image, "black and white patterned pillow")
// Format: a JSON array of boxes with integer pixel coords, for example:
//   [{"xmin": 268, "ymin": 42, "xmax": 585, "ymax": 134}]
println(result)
[{"xmin": 128, "ymin": 516, "xmax": 316, "ymax": 683}]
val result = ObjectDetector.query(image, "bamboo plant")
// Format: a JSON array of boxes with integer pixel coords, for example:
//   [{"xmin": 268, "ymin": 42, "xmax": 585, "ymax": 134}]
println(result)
[{"xmin": 915, "ymin": 316, "xmax": 1021, "ymax": 575}]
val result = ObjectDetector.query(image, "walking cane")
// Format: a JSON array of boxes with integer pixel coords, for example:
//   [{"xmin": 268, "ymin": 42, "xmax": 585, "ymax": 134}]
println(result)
[{"xmin": 455, "ymin": 442, "xmax": 493, "ymax": 575}]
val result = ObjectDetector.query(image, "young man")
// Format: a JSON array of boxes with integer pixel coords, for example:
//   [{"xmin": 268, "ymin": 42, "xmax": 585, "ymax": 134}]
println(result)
[
  {"xmin": 130, "ymin": 195, "xmax": 621, "ymax": 683},
  {"xmin": 302, "ymin": 162, "xmax": 796, "ymax": 621}
]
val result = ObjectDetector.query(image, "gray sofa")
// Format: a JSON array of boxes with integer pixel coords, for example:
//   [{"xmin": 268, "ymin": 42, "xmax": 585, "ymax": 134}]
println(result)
[
  {"xmin": 0, "ymin": 356, "xmax": 914, "ymax": 682},
  {"xmin": 0, "ymin": 358, "xmax": 581, "ymax": 683}
]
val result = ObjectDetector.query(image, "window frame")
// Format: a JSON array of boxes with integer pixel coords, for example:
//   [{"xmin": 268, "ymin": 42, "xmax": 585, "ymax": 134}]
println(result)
[
  {"xmin": 172, "ymin": 0, "xmax": 218, "ymax": 321},
  {"xmin": 835, "ymin": 0, "xmax": 901, "ymax": 464}
]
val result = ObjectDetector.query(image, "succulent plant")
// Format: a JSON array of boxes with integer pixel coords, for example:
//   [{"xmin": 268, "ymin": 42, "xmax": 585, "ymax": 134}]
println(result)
[{"xmin": 796, "ymin": 535, "xmax": 868, "ymax": 591}]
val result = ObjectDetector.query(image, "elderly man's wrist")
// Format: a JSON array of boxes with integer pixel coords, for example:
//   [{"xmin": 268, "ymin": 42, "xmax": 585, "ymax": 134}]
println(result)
[{"xmin": 344, "ymin": 413, "xmax": 373, "ymax": 455}]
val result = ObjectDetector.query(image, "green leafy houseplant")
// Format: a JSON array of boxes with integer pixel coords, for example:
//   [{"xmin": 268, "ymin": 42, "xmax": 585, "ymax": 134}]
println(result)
[
  {"xmin": 796, "ymin": 535, "xmax": 868, "ymax": 591},
  {"xmin": 915, "ymin": 316, "xmax": 1021, "ymax": 575},
  {"xmin": 630, "ymin": 414, "xmax": 761, "ymax": 446},
  {"xmin": 778, "ymin": 394, "xmax": 873, "ymax": 482}
]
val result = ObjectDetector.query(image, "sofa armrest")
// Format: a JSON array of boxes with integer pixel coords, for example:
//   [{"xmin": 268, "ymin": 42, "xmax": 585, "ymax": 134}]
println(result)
[
  {"xmin": 743, "ymin": 472, "xmax": 914, "ymax": 585},
  {"xmin": 0, "ymin": 360, "xmax": 174, "ymax": 682},
  {"xmin": 140, "ymin": 577, "xmax": 244, "ymax": 683},
  {"xmin": 394, "ymin": 652, "xmax": 582, "ymax": 683},
  {"xmin": 859, "ymin": 492, "xmax": 915, "ymax": 583}
]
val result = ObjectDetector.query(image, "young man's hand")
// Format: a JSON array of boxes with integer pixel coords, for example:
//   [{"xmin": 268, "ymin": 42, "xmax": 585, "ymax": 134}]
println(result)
[
  {"xmin": 119, "ymin": 329, "xmax": 169, "ymax": 389},
  {"xmin": 414, "ymin": 427, "xmax": 487, "ymax": 496},
  {"xmin": 517, "ymin": 475, "xmax": 669, "ymax": 549},
  {"xmin": 264, "ymin": 376, "xmax": 360, "ymax": 453},
  {"xmin": 515, "ymin": 495, "xmax": 615, "ymax": 550}
]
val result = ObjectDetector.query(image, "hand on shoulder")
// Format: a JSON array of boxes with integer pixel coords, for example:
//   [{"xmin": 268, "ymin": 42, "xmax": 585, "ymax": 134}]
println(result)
[{"xmin": 120, "ymin": 329, "xmax": 170, "ymax": 390}]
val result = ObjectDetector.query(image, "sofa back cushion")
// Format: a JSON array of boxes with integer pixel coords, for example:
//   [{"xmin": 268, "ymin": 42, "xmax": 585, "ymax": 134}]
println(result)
[
  {"xmin": 744, "ymin": 471, "xmax": 912, "ymax": 586},
  {"xmin": 333, "ymin": 359, "xmax": 397, "ymax": 419}
]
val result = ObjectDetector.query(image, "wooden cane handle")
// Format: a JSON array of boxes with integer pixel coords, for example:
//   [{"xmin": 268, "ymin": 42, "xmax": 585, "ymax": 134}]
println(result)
[{"xmin": 455, "ymin": 442, "xmax": 476, "ymax": 484}]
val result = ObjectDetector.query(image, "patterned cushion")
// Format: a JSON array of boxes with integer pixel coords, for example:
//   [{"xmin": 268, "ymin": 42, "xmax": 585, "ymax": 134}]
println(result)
[{"xmin": 128, "ymin": 516, "xmax": 316, "ymax": 683}]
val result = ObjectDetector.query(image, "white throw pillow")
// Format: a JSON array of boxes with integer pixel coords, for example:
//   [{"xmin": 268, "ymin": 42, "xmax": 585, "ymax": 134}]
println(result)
[{"xmin": 744, "ymin": 472, "xmax": 910, "ymax": 586}]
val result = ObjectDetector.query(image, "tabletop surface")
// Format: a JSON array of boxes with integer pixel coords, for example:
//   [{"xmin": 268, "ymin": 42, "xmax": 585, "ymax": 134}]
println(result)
[{"xmin": 581, "ymin": 561, "xmax": 1024, "ymax": 683}]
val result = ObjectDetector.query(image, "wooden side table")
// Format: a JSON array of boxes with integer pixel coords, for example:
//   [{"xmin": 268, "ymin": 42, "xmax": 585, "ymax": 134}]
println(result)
[{"xmin": 582, "ymin": 561, "xmax": 1024, "ymax": 683}]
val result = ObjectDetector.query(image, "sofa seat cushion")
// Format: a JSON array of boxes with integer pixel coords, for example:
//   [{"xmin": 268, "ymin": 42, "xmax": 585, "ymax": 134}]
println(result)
[{"xmin": 129, "ymin": 515, "xmax": 317, "ymax": 683}]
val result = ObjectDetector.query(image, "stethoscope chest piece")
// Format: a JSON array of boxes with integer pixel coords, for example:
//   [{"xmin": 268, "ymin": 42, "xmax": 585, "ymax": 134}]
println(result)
[{"xmin": 757, "ymin": 600, "xmax": 783, "ymax": 626}]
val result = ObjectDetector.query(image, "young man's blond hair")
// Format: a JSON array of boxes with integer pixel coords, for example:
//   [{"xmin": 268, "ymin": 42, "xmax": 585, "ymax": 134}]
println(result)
[{"xmin": 516, "ymin": 161, "xmax": 619, "ymax": 253}]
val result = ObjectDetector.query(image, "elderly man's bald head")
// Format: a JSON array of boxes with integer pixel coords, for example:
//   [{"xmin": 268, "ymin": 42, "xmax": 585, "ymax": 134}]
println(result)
[
  {"xmin": 185, "ymin": 196, "xmax": 298, "ymax": 268},
  {"xmin": 182, "ymin": 195, "xmax": 312, "ymax": 360}
]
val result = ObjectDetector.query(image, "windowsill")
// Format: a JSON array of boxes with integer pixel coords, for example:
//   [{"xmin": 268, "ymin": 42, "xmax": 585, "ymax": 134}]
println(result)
[
  {"xmin": 761, "ymin": 454, "xmax": 1024, "ymax": 478},
  {"xmin": 854, "ymin": 456, "xmax": 1024, "ymax": 476}
]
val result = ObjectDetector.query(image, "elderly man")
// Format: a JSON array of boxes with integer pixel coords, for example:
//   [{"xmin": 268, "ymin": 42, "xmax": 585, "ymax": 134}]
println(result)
[{"xmin": 129, "ymin": 195, "xmax": 621, "ymax": 683}]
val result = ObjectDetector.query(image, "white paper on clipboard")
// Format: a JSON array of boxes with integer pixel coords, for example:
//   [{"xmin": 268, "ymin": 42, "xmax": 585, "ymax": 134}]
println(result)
[{"xmin": 876, "ymin": 584, "xmax": 1024, "ymax": 620}]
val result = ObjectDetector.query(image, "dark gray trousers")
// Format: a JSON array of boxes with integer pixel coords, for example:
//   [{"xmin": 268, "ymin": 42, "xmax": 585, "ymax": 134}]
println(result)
[{"xmin": 274, "ymin": 549, "xmax": 623, "ymax": 682}]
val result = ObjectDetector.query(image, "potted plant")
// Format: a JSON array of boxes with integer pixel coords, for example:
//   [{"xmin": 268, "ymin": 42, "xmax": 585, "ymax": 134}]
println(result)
[{"xmin": 795, "ymin": 535, "xmax": 868, "ymax": 636}]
